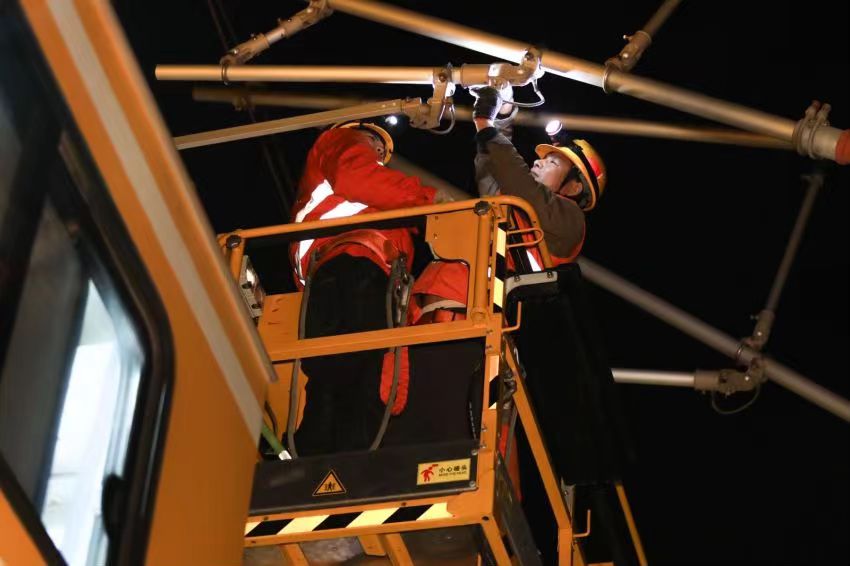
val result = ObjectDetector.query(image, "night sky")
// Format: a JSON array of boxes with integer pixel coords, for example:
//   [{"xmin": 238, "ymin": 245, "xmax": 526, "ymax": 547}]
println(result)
[{"xmin": 115, "ymin": 1, "xmax": 849, "ymax": 564}]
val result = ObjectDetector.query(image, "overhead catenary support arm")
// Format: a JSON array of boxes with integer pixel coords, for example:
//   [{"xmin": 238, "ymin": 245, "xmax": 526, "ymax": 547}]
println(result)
[
  {"xmin": 613, "ymin": 369, "xmax": 695, "ymax": 388},
  {"xmin": 745, "ymin": 169, "xmax": 823, "ymax": 351},
  {"xmin": 173, "ymin": 98, "xmax": 424, "ymax": 150},
  {"xmin": 220, "ymin": 0, "xmax": 333, "ymax": 65},
  {"xmin": 613, "ymin": 368, "xmax": 766, "ymax": 394},
  {"xmin": 157, "ymin": 61, "xmax": 540, "ymax": 89},
  {"xmin": 157, "ymin": 65, "xmax": 439, "ymax": 85},
  {"xmin": 606, "ymin": 0, "xmax": 682, "ymax": 72},
  {"xmin": 192, "ymin": 87, "xmax": 791, "ymax": 150},
  {"xmin": 315, "ymin": 0, "xmax": 850, "ymax": 163},
  {"xmin": 579, "ymin": 258, "xmax": 850, "ymax": 422}
]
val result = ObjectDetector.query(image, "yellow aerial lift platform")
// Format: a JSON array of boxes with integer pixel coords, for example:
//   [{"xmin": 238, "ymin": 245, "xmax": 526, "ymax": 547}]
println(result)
[{"xmin": 220, "ymin": 197, "xmax": 644, "ymax": 565}]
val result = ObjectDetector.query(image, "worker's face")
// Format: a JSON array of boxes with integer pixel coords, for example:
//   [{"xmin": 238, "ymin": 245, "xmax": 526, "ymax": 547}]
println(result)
[
  {"xmin": 531, "ymin": 153, "xmax": 572, "ymax": 193},
  {"xmin": 356, "ymin": 130, "xmax": 387, "ymax": 162}
]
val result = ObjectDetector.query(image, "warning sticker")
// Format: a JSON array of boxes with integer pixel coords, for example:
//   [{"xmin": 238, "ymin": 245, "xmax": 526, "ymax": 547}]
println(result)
[
  {"xmin": 417, "ymin": 458, "xmax": 471, "ymax": 485},
  {"xmin": 313, "ymin": 470, "xmax": 346, "ymax": 496}
]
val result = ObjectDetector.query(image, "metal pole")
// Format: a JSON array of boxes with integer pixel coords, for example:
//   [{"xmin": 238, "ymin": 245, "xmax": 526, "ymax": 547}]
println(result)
[
  {"xmin": 612, "ymin": 369, "xmax": 695, "ymax": 388},
  {"xmin": 745, "ymin": 170, "xmax": 824, "ymax": 350},
  {"xmin": 156, "ymin": 65, "xmax": 437, "ymax": 84},
  {"xmin": 219, "ymin": 0, "xmax": 333, "ymax": 65},
  {"xmin": 578, "ymin": 257, "xmax": 850, "ymax": 422},
  {"xmin": 192, "ymin": 88, "xmax": 790, "ymax": 150},
  {"xmin": 173, "ymin": 98, "xmax": 421, "ymax": 150},
  {"xmin": 607, "ymin": 0, "xmax": 682, "ymax": 72},
  {"xmin": 766, "ymin": 172, "xmax": 823, "ymax": 313},
  {"xmin": 599, "ymin": 70, "xmax": 794, "ymax": 139},
  {"xmin": 319, "ymin": 0, "xmax": 849, "ymax": 163},
  {"xmin": 643, "ymin": 0, "xmax": 682, "ymax": 37}
]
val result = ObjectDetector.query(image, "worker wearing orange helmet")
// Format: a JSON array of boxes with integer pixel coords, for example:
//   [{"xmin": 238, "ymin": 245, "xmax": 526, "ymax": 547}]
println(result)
[
  {"xmin": 406, "ymin": 88, "xmax": 609, "ymax": 486},
  {"xmin": 474, "ymin": 86, "xmax": 607, "ymax": 270},
  {"xmin": 289, "ymin": 120, "xmax": 455, "ymax": 456},
  {"xmin": 410, "ymin": 86, "xmax": 608, "ymax": 324}
]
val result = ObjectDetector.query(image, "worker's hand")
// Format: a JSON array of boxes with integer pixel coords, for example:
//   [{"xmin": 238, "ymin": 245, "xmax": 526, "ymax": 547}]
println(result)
[{"xmin": 472, "ymin": 86, "xmax": 503, "ymax": 121}]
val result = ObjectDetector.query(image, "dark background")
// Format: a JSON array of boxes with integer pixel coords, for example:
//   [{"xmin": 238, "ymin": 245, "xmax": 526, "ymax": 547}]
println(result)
[{"xmin": 114, "ymin": 1, "xmax": 849, "ymax": 564}]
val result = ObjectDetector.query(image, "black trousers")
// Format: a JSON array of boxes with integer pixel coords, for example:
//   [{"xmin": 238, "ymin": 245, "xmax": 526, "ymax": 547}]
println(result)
[
  {"xmin": 382, "ymin": 339, "xmax": 483, "ymax": 447},
  {"xmin": 295, "ymin": 255, "xmax": 484, "ymax": 454},
  {"xmin": 296, "ymin": 255, "xmax": 388, "ymax": 455}
]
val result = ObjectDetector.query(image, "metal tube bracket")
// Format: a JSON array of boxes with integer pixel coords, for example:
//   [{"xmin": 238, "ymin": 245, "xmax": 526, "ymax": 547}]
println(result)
[
  {"xmin": 606, "ymin": 30, "xmax": 652, "ymax": 72},
  {"xmin": 220, "ymin": 0, "xmax": 332, "ymax": 65}
]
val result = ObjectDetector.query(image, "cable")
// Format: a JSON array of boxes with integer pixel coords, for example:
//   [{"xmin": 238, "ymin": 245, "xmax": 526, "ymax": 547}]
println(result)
[
  {"xmin": 286, "ymin": 253, "xmax": 316, "ymax": 458},
  {"xmin": 710, "ymin": 385, "xmax": 762, "ymax": 415},
  {"xmin": 369, "ymin": 258, "xmax": 413, "ymax": 451},
  {"xmin": 212, "ymin": 0, "xmax": 238, "ymax": 44},
  {"xmin": 264, "ymin": 400, "xmax": 278, "ymax": 435},
  {"xmin": 508, "ymin": 79, "xmax": 545, "ymax": 108},
  {"xmin": 428, "ymin": 104, "xmax": 457, "ymax": 135},
  {"xmin": 206, "ymin": 0, "xmax": 232, "ymax": 50},
  {"xmin": 503, "ymin": 405, "xmax": 518, "ymax": 468},
  {"xmin": 261, "ymin": 422, "xmax": 285, "ymax": 456},
  {"xmin": 205, "ymin": 0, "xmax": 294, "ymax": 216}
]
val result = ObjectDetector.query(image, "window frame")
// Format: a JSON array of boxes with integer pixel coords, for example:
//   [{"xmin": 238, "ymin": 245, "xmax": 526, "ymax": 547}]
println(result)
[{"xmin": 0, "ymin": 4, "xmax": 174, "ymax": 565}]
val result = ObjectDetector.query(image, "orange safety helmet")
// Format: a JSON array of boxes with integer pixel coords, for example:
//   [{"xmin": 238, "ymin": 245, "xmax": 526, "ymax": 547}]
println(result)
[
  {"xmin": 334, "ymin": 121, "xmax": 394, "ymax": 164},
  {"xmin": 535, "ymin": 139, "xmax": 607, "ymax": 211}
]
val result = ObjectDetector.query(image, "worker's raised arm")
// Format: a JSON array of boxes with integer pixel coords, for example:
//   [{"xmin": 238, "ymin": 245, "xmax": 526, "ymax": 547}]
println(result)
[
  {"xmin": 474, "ymin": 125, "xmax": 585, "ymax": 259},
  {"xmin": 314, "ymin": 128, "xmax": 437, "ymax": 210}
]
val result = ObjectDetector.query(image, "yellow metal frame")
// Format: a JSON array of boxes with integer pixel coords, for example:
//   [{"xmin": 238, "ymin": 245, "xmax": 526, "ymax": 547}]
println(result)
[
  {"xmin": 15, "ymin": 1, "xmax": 273, "ymax": 563},
  {"xmin": 222, "ymin": 197, "xmax": 590, "ymax": 565}
]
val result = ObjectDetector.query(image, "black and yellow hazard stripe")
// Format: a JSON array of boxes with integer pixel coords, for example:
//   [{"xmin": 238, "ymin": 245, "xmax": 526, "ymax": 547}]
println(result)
[
  {"xmin": 245, "ymin": 502, "xmax": 452, "ymax": 539},
  {"xmin": 493, "ymin": 225, "xmax": 508, "ymax": 312}
]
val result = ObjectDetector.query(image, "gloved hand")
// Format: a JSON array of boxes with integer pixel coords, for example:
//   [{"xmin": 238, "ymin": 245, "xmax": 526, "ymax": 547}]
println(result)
[{"xmin": 472, "ymin": 86, "xmax": 503, "ymax": 121}]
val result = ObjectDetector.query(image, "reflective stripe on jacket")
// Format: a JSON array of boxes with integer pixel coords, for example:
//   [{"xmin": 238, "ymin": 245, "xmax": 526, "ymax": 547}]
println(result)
[{"xmin": 290, "ymin": 128, "xmax": 436, "ymax": 285}]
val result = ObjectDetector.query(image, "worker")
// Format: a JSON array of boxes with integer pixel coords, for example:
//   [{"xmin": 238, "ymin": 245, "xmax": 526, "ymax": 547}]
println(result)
[
  {"xmin": 410, "ymin": 85, "xmax": 608, "ymax": 326},
  {"xmin": 399, "ymin": 87, "xmax": 609, "ymax": 484},
  {"xmin": 289, "ymin": 121, "xmax": 453, "ymax": 455},
  {"xmin": 474, "ymin": 85, "xmax": 607, "ymax": 269}
]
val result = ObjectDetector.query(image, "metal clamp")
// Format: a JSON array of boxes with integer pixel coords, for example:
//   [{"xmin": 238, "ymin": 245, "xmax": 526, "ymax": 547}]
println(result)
[
  {"xmin": 405, "ymin": 65, "xmax": 456, "ymax": 131},
  {"xmin": 605, "ymin": 30, "xmax": 653, "ymax": 73},
  {"xmin": 792, "ymin": 100, "xmax": 832, "ymax": 159},
  {"xmin": 601, "ymin": 63, "xmax": 616, "ymax": 94},
  {"xmin": 493, "ymin": 49, "xmax": 545, "ymax": 90},
  {"xmin": 519, "ymin": 46, "xmax": 545, "ymax": 83}
]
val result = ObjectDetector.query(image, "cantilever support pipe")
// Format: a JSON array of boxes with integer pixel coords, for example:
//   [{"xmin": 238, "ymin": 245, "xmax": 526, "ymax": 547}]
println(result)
[
  {"xmin": 316, "ymin": 0, "xmax": 849, "ymax": 164},
  {"xmin": 220, "ymin": 0, "xmax": 332, "ymax": 65},
  {"xmin": 173, "ymin": 98, "xmax": 423, "ymax": 149},
  {"xmin": 156, "ymin": 65, "xmax": 439, "ymax": 84},
  {"xmin": 157, "ymin": 62, "xmax": 538, "ymax": 89},
  {"xmin": 191, "ymin": 87, "xmax": 791, "ymax": 151},
  {"xmin": 613, "ymin": 369, "xmax": 695, "ymax": 388},
  {"xmin": 579, "ymin": 258, "xmax": 850, "ymax": 422},
  {"xmin": 606, "ymin": 0, "xmax": 682, "ymax": 72},
  {"xmin": 746, "ymin": 170, "xmax": 823, "ymax": 351}
]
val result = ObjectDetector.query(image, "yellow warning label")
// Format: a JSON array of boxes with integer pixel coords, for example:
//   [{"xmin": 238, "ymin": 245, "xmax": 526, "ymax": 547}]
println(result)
[
  {"xmin": 417, "ymin": 458, "xmax": 471, "ymax": 485},
  {"xmin": 313, "ymin": 470, "xmax": 346, "ymax": 496}
]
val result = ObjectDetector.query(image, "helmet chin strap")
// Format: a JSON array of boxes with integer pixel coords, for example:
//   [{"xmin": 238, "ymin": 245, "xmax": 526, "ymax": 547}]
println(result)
[
  {"xmin": 556, "ymin": 167, "xmax": 585, "ymax": 200},
  {"xmin": 557, "ymin": 174, "xmax": 592, "ymax": 209},
  {"xmin": 574, "ymin": 181, "xmax": 592, "ymax": 210}
]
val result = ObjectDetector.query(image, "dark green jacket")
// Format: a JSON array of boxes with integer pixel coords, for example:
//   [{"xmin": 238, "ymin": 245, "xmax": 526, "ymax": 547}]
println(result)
[{"xmin": 475, "ymin": 127, "xmax": 585, "ymax": 260}]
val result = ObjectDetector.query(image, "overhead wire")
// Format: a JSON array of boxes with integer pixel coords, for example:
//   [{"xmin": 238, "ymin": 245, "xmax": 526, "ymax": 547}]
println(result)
[{"xmin": 206, "ymin": 0, "xmax": 294, "ymax": 217}]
